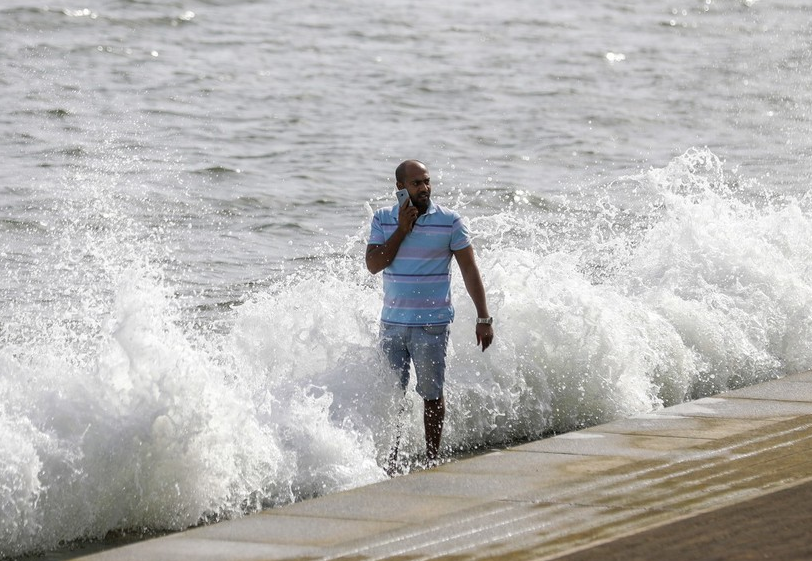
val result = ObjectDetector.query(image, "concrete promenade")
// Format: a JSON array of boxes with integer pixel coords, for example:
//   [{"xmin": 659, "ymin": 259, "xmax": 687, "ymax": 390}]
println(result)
[{"xmin": 78, "ymin": 371, "xmax": 812, "ymax": 560}]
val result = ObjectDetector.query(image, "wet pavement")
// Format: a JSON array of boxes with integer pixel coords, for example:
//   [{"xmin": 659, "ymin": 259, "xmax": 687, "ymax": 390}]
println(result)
[{"xmin": 77, "ymin": 370, "xmax": 812, "ymax": 560}]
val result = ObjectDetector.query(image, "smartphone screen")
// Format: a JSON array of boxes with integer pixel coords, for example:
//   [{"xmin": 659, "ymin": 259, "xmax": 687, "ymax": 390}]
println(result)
[{"xmin": 396, "ymin": 189, "xmax": 410, "ymax": 207}]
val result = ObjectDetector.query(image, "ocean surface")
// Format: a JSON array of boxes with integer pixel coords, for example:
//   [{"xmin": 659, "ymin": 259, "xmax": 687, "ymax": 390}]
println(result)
[{"xmin": 3, "ymin": 0, "xmax": 812, "ymax": 557}]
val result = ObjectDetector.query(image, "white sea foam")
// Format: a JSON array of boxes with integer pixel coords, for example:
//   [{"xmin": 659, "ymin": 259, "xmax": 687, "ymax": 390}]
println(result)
[{"xmin": 3, "ymin": 149, "xmax": 812, "ymax": 556}]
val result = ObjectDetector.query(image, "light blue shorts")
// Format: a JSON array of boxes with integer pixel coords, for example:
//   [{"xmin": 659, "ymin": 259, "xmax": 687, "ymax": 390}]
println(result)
[{"xmin": 379, "ymin": 323, "xmax": 450, "ymax": 401}]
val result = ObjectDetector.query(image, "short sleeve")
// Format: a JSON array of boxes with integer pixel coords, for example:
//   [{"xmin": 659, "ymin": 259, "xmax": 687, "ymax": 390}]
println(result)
[
  {"xmin": 450, "ymin": 214, "xmax": 472, "ymax": 251},
  {"xmin": 368, "ymin": 211, "xmax": 386, "ymax": 245}
]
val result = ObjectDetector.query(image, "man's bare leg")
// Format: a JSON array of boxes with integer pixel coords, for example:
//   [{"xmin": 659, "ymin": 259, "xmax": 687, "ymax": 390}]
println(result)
[
  {"xmin": 424, "ymin": 396, "xmax": 445, "ymax": 465},
  {"xmin": 386, "ymin": 401, "xmax": 406, "ymax": 477},
  {"xmin": 386, "ymin": 438, "xmax": 400, "ymax": 477}
]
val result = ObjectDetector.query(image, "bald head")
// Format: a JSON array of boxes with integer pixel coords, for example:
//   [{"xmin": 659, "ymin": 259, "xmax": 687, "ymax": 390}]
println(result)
[{"xmin": 395, "ymin": 160, "xmax": 427, "ymax": 183}]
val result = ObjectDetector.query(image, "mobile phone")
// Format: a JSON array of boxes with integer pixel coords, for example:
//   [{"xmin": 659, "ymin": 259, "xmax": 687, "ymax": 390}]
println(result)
[{"xmin": 396, "ymin": 189, "xmax": 411, "ymax": 207}]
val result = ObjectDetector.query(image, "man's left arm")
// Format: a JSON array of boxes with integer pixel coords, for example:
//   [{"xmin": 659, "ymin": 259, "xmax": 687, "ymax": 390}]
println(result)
[{"xmin": 453, "ymin": 245, "xmax": 494, "ymax": 351}]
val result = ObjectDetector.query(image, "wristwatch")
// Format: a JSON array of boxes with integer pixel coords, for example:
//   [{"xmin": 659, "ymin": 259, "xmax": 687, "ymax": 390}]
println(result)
[{"xmin": 476, "ymin": 317, "xmax": 493, "ymax": 325}]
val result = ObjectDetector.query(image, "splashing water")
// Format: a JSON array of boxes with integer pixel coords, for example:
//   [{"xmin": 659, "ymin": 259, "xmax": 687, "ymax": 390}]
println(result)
[{"xmin": 3, "ymin": 147, "xmax": 812, "ymax": 556}]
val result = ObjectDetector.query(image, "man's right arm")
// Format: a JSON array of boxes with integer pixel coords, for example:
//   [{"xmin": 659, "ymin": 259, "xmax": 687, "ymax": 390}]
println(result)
[
  {"xmin": 365, "ymin": 230, "xmax": 407, "ymax": 274},
  {"xmin": 366, "ymin": 203, "xmax": 417, "ymax": 274}
]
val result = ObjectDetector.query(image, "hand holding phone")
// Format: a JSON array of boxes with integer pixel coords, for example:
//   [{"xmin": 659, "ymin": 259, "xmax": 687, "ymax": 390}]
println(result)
[
  {"xmin": 396, "ymin": 189, "xmax": 410, "ymax": 207},
  {"xmin": 396, "ymin": 189, "xmax": 417, "ymax": 233}
]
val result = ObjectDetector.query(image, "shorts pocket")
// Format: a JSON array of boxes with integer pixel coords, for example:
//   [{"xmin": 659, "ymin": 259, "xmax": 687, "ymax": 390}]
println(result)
[{"xmin": 422, "ymin": 324, "xmax": 448, "ymax": 336}]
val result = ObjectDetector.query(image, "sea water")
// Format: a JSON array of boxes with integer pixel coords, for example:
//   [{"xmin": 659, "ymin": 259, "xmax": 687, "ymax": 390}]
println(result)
[{"xmin": 3, "ymin": 0, "xmax": 812, "ymax": 557}]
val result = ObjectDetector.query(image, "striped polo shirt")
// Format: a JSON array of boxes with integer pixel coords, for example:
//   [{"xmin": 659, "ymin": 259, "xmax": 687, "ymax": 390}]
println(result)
[{"xmin": 369, "ymin": 201, "xmax": 471, "ymax": 326}]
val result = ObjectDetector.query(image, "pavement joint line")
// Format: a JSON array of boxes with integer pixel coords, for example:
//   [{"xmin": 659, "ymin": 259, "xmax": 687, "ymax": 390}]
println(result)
[
  {"xmin": 324, "ymin": 501, "xmax": 629, "ymax": 561},
  {"xmin": 535, "ymin": 473, "xmax": 812, "ymax": 561},
  {"xmin": 316, "ymin": 502, "xmax": 523, "ymax": 560},
  {"xmin": 351, "ymin": 501, "xmax": 689, "ymax": 561},
  {"xmin": 438, "ymin": 476, "xmax": 812, "ymax": 561},
  {"xmin": 584, "ymin": 431, "xmax": 812, "ymax": 505},
  {"xmin": 332, "ymin": 498, "xmax": 654, "ymax": 560},
  {"xmin": 348, "ymin": 509, "xmax": 540, "ymax": 561}
]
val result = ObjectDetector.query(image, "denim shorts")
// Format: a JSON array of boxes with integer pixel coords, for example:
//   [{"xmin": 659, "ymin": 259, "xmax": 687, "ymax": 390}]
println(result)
[{"xmin": 379, "ymin": 323, "xmax": 450, "ymax": 401}]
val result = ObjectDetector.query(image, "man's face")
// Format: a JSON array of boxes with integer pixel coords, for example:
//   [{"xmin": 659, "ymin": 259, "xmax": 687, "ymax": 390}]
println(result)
[{"xmin": 397, "ymin": 163, "xmax": 431, "ymax": 212}]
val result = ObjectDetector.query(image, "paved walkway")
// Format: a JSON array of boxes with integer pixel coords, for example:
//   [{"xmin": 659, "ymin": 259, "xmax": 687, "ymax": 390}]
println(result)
[{"xmin": 78, "ymin": 371, "xmax": 812, "ymax": 560}]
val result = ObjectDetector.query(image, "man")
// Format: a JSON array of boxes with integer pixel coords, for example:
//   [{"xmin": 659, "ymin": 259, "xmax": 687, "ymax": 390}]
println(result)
[{"xmin": 366, "ymin": 159, "xmax": 494, "ymax": 472}]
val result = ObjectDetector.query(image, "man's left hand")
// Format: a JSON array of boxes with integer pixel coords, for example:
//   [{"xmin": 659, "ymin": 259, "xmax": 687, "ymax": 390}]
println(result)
[{"xmin": 476, "ymin": 324, "xmax": 494, "ymax": 352}]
